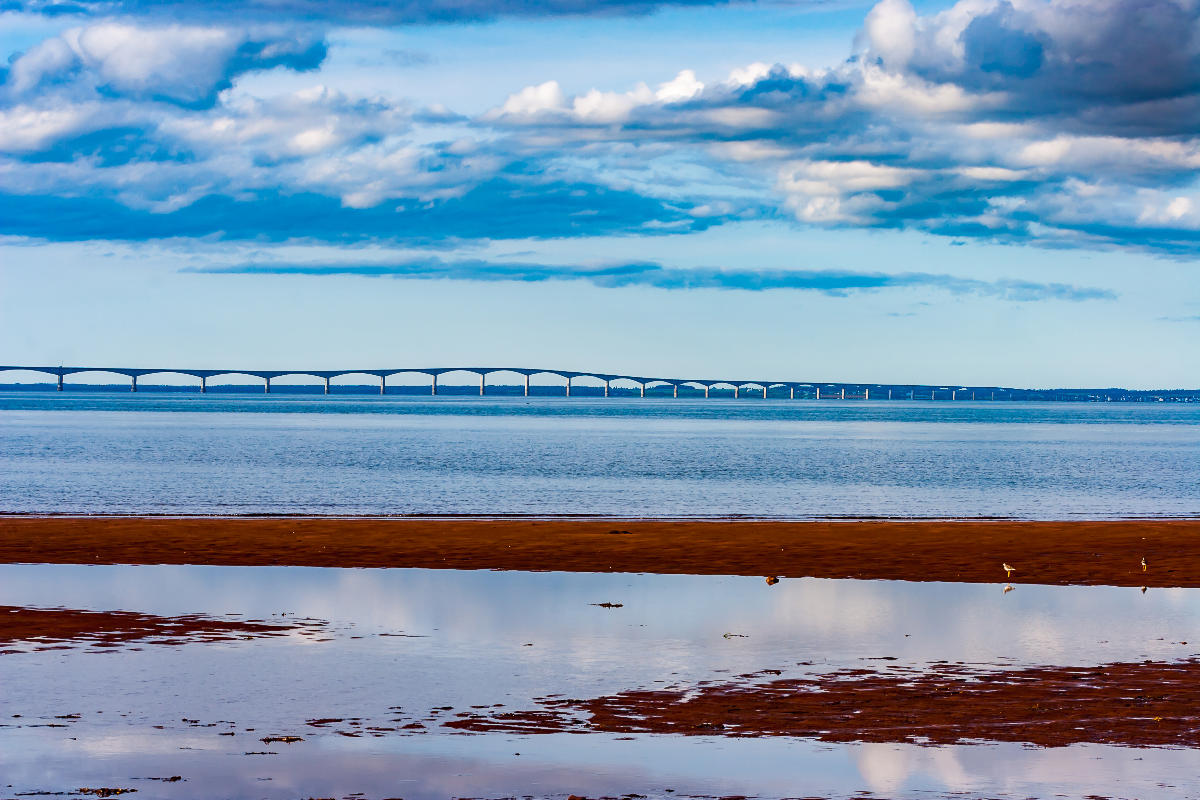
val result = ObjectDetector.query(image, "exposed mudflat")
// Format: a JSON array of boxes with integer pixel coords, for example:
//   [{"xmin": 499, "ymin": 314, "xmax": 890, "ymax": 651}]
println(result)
[
  {"xmin": 2, "ymin": 516, "xmax": 1197, "ymax": 587},
  {"xmin": 445, "ymin": 658, "xmax": 1200, "ymax": 748},
  {"xmin": 0, "ymin": 605, "xmax": 324, "ymax": 653}
]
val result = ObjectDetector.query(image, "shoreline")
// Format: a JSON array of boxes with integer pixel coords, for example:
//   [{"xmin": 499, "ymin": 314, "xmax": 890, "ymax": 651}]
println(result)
[{"xmin": 4, "ymin": 516, "xmax": 1200, "ymax": 586}]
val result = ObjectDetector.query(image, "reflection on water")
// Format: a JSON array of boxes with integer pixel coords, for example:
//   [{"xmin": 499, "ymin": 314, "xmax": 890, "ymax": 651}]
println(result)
[{"xmin": 2, "ymin": 565, "xmax": 1199, "ymax": 798}]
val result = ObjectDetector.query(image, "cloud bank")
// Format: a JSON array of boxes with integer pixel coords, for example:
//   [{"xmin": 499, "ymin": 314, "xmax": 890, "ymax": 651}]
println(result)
[
  {"xmin": 2, "ymin": 0, "xmax": 1200, "ymax": 255},
  {"xmin": 190, "ymin": 258, "xmax": 1116, "ymax": 301},
  {"xmin": 8, "ymin": 0, "xmax": 760, "ymax": 25}
]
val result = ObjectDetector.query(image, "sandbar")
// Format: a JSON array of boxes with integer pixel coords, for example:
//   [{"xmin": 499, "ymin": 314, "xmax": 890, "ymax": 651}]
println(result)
[{"xmin": 1, "ymin": 516, "xmax": 1198, "ymax": 586}]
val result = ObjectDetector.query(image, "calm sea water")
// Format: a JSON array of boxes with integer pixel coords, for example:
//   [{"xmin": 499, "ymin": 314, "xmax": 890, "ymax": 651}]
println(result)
[{"xmin": 1, "ymin": 392, "xmax": 1197, "ymax": 518}]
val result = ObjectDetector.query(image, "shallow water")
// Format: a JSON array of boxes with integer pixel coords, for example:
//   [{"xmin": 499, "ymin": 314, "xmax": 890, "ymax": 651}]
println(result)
[
  {"xmin": 3, "ymin": 564, "xmax": 1199, "ymax": 799},
  {"xmin": 2, "ymin": 393, "xmax": 1198, "ymax": 518}
]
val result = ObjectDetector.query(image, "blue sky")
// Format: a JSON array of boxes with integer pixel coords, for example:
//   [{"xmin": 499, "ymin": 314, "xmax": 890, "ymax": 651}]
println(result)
[{"xmin": 1, "ymin": 0, "xmax": 1197, "ymax": 388}]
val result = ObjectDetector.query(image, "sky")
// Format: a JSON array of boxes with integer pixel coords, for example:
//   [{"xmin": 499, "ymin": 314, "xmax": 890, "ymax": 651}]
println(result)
[{"xmin": 0, "ymin": 0, "xmax": 1197, "ymax": 389}]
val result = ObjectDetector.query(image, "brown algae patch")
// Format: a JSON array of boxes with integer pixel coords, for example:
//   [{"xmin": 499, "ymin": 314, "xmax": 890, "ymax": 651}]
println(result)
[
  {"xmin": 0, "ymin": 605, "xmax": 326, "ymax": 653},
  {"xmin": 443, "ymin": 658, "xmax": 1200, "ymax": 748}
]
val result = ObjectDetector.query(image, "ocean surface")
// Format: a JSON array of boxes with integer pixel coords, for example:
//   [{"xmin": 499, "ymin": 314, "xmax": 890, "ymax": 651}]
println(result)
[{"xmin": 1, "ymin": 391, "xmax": 1197, "ymax": 518}]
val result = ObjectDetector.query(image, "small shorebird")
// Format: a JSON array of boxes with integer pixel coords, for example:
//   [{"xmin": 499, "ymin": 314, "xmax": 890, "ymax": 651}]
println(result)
[
  {"xmin": 764, "ymin": 576, "xmax": 780, "ymax": 586},
  {"xmin": 1003, "ymin": 584, "xmax": 1014, "ymax": 594},
  {"xmin": 1003, "ymin": 563, "xmax": 1015, "ymax": 578},
  {"xmin": 1141, "ymin": 557, "xmax": 1148, "ymax": 572}
]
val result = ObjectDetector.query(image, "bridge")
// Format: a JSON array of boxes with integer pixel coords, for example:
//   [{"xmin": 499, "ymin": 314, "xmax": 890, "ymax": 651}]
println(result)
[{"xmin": 0, "ymin": 364, "xmax": 1100, "ymax": 401}]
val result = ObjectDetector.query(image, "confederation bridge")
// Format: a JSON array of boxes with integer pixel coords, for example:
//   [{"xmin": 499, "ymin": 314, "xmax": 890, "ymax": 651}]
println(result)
[{"xmin": 0, "ymin": 364, "xmax": 1141, "ymax": 401}]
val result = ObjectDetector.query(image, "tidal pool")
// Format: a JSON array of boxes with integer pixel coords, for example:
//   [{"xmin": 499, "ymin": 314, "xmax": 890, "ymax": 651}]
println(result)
[{"xmin": 2, "ymin": 564, "xmax": 1198, "ymax": 799}]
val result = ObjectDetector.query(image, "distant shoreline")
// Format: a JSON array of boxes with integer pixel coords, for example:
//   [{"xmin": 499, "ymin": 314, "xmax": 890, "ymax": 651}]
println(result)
[{"xmin": 4, "ymin": 516, "xmax": 1199, "ymax": 587}]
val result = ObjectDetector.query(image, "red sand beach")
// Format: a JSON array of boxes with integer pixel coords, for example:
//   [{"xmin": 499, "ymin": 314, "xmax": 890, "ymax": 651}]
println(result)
[{"xmin": 1, "ymin": 516, "xmax": 1198, "ymax": 587}]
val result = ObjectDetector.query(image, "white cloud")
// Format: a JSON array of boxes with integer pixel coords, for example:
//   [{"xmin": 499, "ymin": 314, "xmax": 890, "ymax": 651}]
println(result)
[{"xmin": 655, "ymin": 69, "xmax": 704, "ymax": 103}]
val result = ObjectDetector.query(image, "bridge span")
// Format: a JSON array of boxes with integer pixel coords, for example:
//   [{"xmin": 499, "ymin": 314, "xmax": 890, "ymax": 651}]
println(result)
[{"xmin": 0, "ymin": 364, "xmax": 1031, "ymax": 401}]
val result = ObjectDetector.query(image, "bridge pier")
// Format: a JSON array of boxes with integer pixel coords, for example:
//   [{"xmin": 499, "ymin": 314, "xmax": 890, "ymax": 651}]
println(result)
[
  {"xmin": 640, "ymin": 382, "xmax": 645, "ymax": 398},
  {"xmin": 734, "ymin": 386, "xmax": 740, "ymax": 399},
  {"xmin": 130, "ymin": 375, "xmax": 137, "ymax": 392},
  {"xmin": 379, "ymin": 375, "xmax": 386, "ymax": 395},
  {"xmin": 325, "ymin": 376, "xmax": 332, "ymax": 395},
  {"xmin": 200, "ymin": 376, "xmax": 207, "ymax": 394},
  {"xmin": 704, "ymin": 384, "xmax": 709, "ymax": 398},
  {"xmin": 789, "ymin": 386, "xmax": 794, "ymax": 400},
  {"xmin": 431, "ymin": 374, "xmax": 437, "ymax": 396},
  {"xmin": 951, "ymin": 390, "xmax": 956, "ymax": 401},
  {"xmin": 264, "ymin": 377, "xmax": 271, "ymax": 394},
  {"xmin": 673, "ymin": 384, "xmax": 678, "ymax": 399},
  {"xmin": 816, "ymin": 387, "xmax": 821, "ymax": 400},
  {"xmin": 840, "ymin": 388, "xmax": 845, "ymax": 400},
  {"xmin": 479, "ymin": 373, "xmax": 485, "ymax": 396},
  {"xmin": 565, "ymin": 377, "xmax": 571, "ymax": 397},
  {"xmin": 762, "ymin": 385, "xmax": 767, "ymax": 399},
  {"xmin": 865, "ymin": 388, "xmax": 869, "ymax": 401},
  {"xmin": 604, "ymin": 380, "xmax": 610, "ymax": 398},
  {"xmin": 57, "ymin": 373, "xmax": 63, "ymax": 391},
  {"xmin": 524, "ymin": 374, "xmax": 530, "ymax": 397}
]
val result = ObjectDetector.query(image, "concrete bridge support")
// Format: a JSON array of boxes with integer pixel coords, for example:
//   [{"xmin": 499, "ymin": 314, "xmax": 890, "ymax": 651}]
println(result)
[
  {"xmin": 431, "ymin": 374, "xmax": 438, "ymax": 396},
  {"xmin": 704, "ymin": 384, "xmax": 710, "ymax": 398},
  {"xmin": 604, "ymin": 380, "xmax": 610, "ymax": 398},
  {"xmin": 639, "ymin": 382, "xmax": 646, "ymax": 398},
  {"xmin": 379, "ymin": 375, "xmax": 386, "ymax": 395},
  {"xmin": 840, "ymin": 388, "xmax": 845, "ymax": 400},
  {"xmin": 762, "ymin": 385, "xmax": 767, "ymax": 399},
  {"xmin": 952, "ymin": 390, "xmax": 957, "ymax": 401},
  {"xmin": 264, "ymin": 377, "xmax": 271, "ymax": 394},
  {"xmin": 130, "ymin": 375, "xmax": 137, "ymax": 392},
  {"xmin": 201, "ymin": 376, "xmax": 207, "ymax": 394},
  {"xmin": 865, "ymin": 388, "xmax": 870, "ymax": 400},
  {"xmin": 325, "ymin": 377, "xmax": 332, "ymax": 395},
  {"xmin": 479, "ymin": 373, "xmax": 485, "ymax": 396},
  {"xmin": 565, "ymin": 377, "xmax": 571, "ymax": 397},
  {"xmin": 790, "ymin": 386, "xmax": 794, "ymax": 400},
  {"xmin": 524, "ymin": 374, "xmax": 531, "ymax": 397},
  {"xmin": 734, "ymin": 386, "xmax": 740, "ymax": 399},
  {"xmin": 57, "ymin": 373, "xmax": 63, "ymax": 391},
  {"xmin": 673, "ymin": 384, "xmax": 678, "ymax": 399}
]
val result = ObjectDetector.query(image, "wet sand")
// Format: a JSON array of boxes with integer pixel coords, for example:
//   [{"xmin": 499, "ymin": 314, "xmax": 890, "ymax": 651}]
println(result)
[
  {"xmin": 1, "ymin": 516, "xmax": 1198, "ymax": 587},
  {"xmin": 0, "ymin": 605, "xmax": 323, "ymax": 653},
  {"xmin": 444, "ymin": 658, "xmax": 1200, "ymax": 748}
]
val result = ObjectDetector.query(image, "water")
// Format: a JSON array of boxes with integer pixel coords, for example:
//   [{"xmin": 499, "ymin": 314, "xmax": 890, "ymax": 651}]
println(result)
[
  {"xmin": 1, "ymin": 392, "xmax": 1198, "ymax": 518},
  {"xmin": 3, "ymin": 564, "xmax": 1199, "ymax": 799}
]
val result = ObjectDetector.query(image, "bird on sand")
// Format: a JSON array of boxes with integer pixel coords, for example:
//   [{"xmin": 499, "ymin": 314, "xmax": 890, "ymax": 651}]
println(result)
[
  {"xmin": 1003, "ymin": 584, "xmax": 1014, "ymax": 594},
  {"xmin": 1003, "ymin": 563, "xmax": 1015, "ymax": 578},
  {"xmin": 765, "ymin": 576, "xmax": 780, "ymax": 586},
  {"xmin": 1142, "ymin": 557, "xmax": 1148, "ymax": 572}
]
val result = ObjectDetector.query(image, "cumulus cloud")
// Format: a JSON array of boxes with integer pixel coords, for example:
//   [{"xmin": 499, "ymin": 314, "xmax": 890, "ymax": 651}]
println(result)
[
  {"xmin": 479, "ymin": 0, "xmax": 1200, "ymax": 255},
  {"xmin": 4, "ymin": 23, "xmax": 326, "ymax": 108},
  {"xmin": 5, "ymin": 0, "xmax": 1200, "ymax": 256},
  {"xmin": 187, "ymin": 257, "xmax": 1117, "ymax": 301}
]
